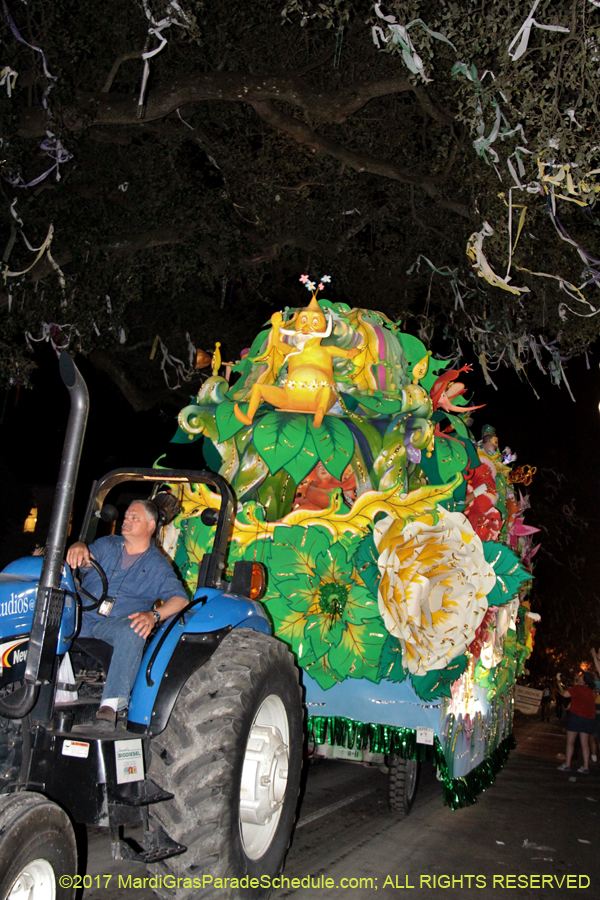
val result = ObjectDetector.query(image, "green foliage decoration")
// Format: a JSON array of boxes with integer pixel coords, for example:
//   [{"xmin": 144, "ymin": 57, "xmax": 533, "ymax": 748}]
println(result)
[
  {"xmin": 409, "ymin": 655, "xmax": 469, "ymax": 701},
  {"xmin": 483, "ymin": 542, "xmax": 532, "ymax": 606},
  {"xmin": 242, "ymin": 523, "xmax": 387, "ymax": 690},
  {"xmin": 376, "ymin": 633, "xmax": 407, "ymax": 684}
]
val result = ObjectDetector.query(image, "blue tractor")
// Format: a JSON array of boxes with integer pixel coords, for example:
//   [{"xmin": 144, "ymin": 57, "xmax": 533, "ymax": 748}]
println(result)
[{"xmin": 0, "ymin": 354, "xmax": 303, "ymax": 899}]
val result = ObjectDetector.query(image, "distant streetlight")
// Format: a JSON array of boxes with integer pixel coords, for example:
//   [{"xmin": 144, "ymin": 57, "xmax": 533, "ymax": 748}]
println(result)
[{"xmin": 23, "ymin": 506, "xmax": 38, "ymax": 534}]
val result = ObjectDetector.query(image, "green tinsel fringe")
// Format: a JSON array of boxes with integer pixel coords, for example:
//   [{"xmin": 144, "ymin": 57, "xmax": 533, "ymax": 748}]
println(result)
[
  {"xmin": 308, "ymin": 715, "xmax": 516, "ymax": 812},
  {"xmin": 441, "ymin": 734, "xmax": 516, "ymax": 810}
]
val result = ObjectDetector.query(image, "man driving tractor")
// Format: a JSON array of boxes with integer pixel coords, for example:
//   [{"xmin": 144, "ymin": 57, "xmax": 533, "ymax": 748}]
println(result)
[{"xmin": 66, "ymin": 500, "xmax": 188, "ymax": 733}]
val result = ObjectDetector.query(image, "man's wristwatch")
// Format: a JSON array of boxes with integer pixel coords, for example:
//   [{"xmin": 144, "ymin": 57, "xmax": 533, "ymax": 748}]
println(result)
[{"xmin": 152, "ymin": 609, "xmax": 161, "ymax": 624}]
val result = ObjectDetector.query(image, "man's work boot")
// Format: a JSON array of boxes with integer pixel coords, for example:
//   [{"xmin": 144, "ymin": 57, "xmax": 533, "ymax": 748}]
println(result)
[
  {"xmin": 73, "ymin": 704, "xmax": 117, "ymax": 734},
  {"xmin": 95, "ymin": 705, "xmax": 117, "ymax": 730}
]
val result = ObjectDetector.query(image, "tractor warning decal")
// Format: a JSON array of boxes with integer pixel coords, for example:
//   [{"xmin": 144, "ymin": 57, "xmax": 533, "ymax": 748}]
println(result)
[{"xmin": 62, "ymin": 740, "xmax": 90, "ymax": 759}]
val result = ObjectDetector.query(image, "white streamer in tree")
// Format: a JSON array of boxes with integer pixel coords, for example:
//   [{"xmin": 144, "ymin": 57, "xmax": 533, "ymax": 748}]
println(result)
[
  {"xmin": 466, "ymin": 221, "xmax": 530, "ymax": 295},
  {"xmin": 565, "ymin": 109, "xmax": 584, "ymax": 129},
  {"xmin": 155, "ymin": 337, "xmax": 198, "ymax": 389},
  {"xmin": 473, "ymin": 102, "xmax": 503, "ymax": 160},
  {"xmin": 9, "ymin": 198, "xmax": 23, "ymax": 227},
  {"xmin": 372, "ymin": 3, "xmax": 455, "ymax": 83},
  {"xmin": 508, "ymin": 0, "xmax": 569, "ymax": 62},
  {"xmin": 25, "ymin": 322, "xmax": 76, "ymax": 355},
  {"xmin": 186, "ymin": 331, "xmax": 196, "ymax": 367},
  {"xmin": 3, "ymin": 224, "xmax": 54, "ymax": 281},
  {"xmin": 138, "ymin": 1, "xmax": 191, "ymax": 112},
  {"xmin": 0, "ymin": 66, "xmax": 17, "ymax": 96}
]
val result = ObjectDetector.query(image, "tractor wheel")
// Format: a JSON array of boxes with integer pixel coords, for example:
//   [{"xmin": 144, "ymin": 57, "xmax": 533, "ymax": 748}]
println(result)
[
  {"xmin": 0, "ymin": 792, "xmax": 77, "ymax": 900},
  {"xmin": 388, "ymin": 755, "xmax": 420, "ymax": 816},
  {"xmin": 147, "ymin": 629, "xmax": 303, "ymax": 900}
]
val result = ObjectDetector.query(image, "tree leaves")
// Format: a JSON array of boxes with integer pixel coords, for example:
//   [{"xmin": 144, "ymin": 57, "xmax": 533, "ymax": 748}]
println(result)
[{"xmin": 1, "ymin": 0, "xmax": 597, "ymax": 404}]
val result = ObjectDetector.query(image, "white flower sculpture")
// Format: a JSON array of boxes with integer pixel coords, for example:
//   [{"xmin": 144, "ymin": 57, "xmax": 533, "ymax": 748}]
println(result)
[{"xmin": 374, "ymin": 507, "xmax": 496, "ymax": 674}]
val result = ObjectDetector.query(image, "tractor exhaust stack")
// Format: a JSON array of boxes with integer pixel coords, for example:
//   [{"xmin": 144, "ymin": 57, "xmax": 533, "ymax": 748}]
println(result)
[{"xmin": 25, "ymin": 353, "xmax": 89, "ymax": 687}]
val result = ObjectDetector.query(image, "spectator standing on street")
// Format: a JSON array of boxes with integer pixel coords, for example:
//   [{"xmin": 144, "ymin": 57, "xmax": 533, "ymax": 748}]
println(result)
[
  {"xmin": 556, "ymin": 671, "xmax": 596, "ymax": 774},
  {"xmin": 540, "ymin": 683, "xmax": 551, "ymax": 722}
]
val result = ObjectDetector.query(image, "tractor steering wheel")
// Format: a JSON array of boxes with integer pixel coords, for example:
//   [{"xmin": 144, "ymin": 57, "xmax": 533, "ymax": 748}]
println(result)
[{"xmin": 73, "ymin": 558, "xmax": 109, "ymax": 611}]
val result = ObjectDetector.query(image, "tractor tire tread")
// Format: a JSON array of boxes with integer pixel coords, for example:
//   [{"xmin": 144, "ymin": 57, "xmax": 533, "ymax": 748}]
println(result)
[{"xmin": 146, "ymin": 628, "xmax": 302, "ymax": 900}]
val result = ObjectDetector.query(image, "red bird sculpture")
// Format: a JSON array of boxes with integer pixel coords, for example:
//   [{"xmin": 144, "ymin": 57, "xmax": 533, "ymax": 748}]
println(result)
[{"xmin": 430, "ymin": 364, "xmax": 485, "ymax": 414}]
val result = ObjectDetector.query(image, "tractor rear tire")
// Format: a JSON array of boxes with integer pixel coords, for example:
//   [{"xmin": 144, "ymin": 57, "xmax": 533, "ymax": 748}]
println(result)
[
  {"xmin": 146, "ymin": 629, "xmax": 303, "ymax": 900},
  {"xmin": 0, "ymin": 791, "xmax": 77, "ymax": 900},
  {"xmin": 388, "ymin": 755, "xmax": 420, "ymax": 817}
]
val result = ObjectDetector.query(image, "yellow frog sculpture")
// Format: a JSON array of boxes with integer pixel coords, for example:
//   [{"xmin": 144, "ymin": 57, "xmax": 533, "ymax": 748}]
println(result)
[{"xmin": 234, "ymin": 295, "xmax": 362, "ymax": 428}]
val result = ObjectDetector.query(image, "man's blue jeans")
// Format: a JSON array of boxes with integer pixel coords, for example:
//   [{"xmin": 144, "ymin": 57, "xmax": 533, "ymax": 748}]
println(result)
[{"xmin": 78, "ymin": 613, "xmax": 146, "ymax": 709}]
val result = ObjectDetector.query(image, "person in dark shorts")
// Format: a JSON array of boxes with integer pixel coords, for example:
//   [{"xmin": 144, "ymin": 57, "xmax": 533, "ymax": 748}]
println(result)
[{"xmin": 556, "ymin": 671, "xmax": 596, "ymax": 774}]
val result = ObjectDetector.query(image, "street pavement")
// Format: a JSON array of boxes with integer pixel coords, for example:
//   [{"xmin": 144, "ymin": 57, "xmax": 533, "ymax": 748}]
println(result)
[{"xmin": 82, "ymin": 713, "xmax": 599, "ymax": 899}]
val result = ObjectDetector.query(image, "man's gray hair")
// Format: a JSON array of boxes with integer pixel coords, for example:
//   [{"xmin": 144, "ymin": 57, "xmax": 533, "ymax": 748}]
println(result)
[{"xmin": 130, "ymin": 499, "xmax": 159, "ymax": 528}]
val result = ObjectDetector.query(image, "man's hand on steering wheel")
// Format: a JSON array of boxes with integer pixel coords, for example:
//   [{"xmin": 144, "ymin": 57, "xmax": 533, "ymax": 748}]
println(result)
[
  {"xmin": 66, "ymin": 541, "xmax": 109, "ymax": 611},
  {"xmin": 66, "ymin": 541, "xmax": 91, "ymax": 569}
]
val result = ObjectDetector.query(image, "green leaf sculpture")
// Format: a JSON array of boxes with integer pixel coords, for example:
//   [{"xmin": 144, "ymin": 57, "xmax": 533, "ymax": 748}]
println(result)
[
  {"xmin": 245, "ymin": 524, "xmax": 387, "ymax": 690},
  {"xmin": 353, "ymin": 531, "xmax": 380, "ymax": 597},
  {"xmin": 409, "ymin": 655, "xmax": 469, "ymax": 700},
  {"xmin": 377, "ymin": 634, "xmax": 407, "ymax": 683},
  {"xmin": 253, "ymin": 412, "xmax": 308, "ymax": 474},
  {"xmin": 443, "ymin": 413, "xmax": 480, "ymax": 470},
  {"xmin": 308, "ymin": 416, "xmax": 354, "ymax": 480},
  {"xmin": 216, "ymin": 400, "xmax": 246, "ymax": 442},
  {"xmin": 435, "ymin": 434, "xmax": 470, "ymax": 484},
  {"xmin": 483, "ymin": 542, "xmax": 532, "ymax": 606}
]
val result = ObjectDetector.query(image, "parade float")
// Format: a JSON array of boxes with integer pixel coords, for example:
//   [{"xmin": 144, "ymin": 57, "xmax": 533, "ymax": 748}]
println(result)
[{"xmin": 167, "ymin": 276, "xmax": 540, "ymax": 811}]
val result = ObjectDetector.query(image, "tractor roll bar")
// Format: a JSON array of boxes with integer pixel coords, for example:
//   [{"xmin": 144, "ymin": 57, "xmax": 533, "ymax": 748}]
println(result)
[{"xmin": 80, "ymin": 468, "xmax": 235, "ymax": 591}]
